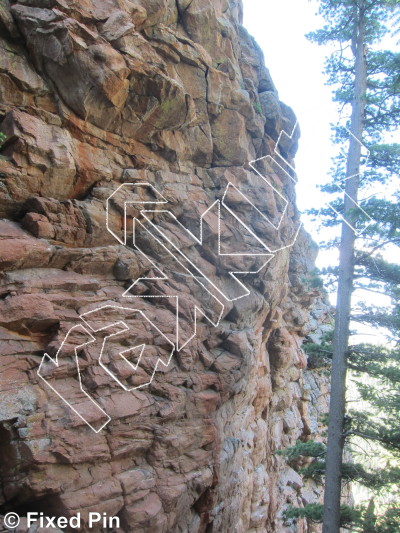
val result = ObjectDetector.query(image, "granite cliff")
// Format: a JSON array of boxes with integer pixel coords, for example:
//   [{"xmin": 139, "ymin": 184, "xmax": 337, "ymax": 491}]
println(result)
[{"xmin": 0, "ymin": 1, "xmax": 330, "ymax": 531}]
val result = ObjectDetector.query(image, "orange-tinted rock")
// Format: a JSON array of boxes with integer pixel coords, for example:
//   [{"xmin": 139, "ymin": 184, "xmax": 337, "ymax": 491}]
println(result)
[{"xmin": 0, "ymin": 1, "xmax": 329, "ymax": 532}]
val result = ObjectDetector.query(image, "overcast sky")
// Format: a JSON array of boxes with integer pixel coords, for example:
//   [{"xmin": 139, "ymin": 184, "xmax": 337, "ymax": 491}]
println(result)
[
  {"xmin": 242, "ymin": 0, "xmax": 336, "ymax": 236},
  {"xmin": 242, "ymin": 1, "xmax": 400, "ymax": 347}
]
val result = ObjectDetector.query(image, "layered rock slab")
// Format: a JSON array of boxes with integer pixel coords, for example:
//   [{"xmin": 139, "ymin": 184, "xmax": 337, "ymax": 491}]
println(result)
[{"xmin": 0, "ymin": 1, "xmax": 328, "ymax": 532}]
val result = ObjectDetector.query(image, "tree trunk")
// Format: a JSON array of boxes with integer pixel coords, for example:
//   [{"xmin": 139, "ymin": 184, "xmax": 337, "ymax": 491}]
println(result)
[{"xmin": 322, "ymin": 3, "xmax": 367, "ymax": 532}]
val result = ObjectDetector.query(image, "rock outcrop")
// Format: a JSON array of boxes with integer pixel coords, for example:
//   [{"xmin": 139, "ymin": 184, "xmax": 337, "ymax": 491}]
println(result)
[{"xmin": 0, "ymin": 1, "xmax": 330, "ymax": 532}]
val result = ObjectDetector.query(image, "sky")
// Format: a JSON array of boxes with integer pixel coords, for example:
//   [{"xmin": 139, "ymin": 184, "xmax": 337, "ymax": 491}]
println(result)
[
  {"xmin": 241, "ymin": 3, "xmax": 398, "ymax": 506},
  {"xmin": 242, "ymin": 1, "xmax": 396, "ymax": 342},
  {"xmin": 242, "ymin": 0, "xmax": 398, "ymax": 247},
  {"xmin": 242, "ymin": 0, "xmax": 338, "ymax": 243}
]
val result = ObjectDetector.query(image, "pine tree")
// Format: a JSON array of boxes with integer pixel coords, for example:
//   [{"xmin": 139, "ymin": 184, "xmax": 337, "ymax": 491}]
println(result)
[
  {"xmin": 300, "ymin": 0, "xmax": 400, "ymax": 531},
  {"xmin": 293, "ymin": 330, "xmax": 400, "ymax": 530},
  {"xmin": 0, "ymin": 132, "xmax": 7, "ymax": 161}
]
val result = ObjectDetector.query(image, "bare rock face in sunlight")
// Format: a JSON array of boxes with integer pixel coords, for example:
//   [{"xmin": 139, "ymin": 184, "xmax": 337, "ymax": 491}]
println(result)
[{"xmin": 0, "ymin": 1, "xmax": 329, "ymax": 532}]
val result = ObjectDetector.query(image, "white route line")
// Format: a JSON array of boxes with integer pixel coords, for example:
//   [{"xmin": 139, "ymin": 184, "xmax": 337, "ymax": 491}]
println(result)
[
  {"xmin": 37, "ymin": 325, "xmax": 111, "ymax": 433},
  {"xmin": 137, "ymin": 207, "xmax": 272, "ymax": 302},
  {"xmin": 327, "ymin": 129, "xmax": 373, "ymax": 236},
  {"xmin": 273, "ymin": 120, "xmax": 299, "ymax": 181},
  {"xmin": 38, "ymin": 123, "xmax": 303, "ymax": 432},
  {"xmin": 125, "ymin": 219, "xmax": 225, "ymax": 351},
  {"xmin": 106, "ymin": 183, "xmax": 168, "ymax": 246},
  {"xmin": 80, "ymin": 304, "xmax": 175, "ymax": 391}
]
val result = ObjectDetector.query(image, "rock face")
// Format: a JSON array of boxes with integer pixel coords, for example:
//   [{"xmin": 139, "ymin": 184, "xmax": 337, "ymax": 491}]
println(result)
[{"xmin": 0, "ymin": 1, "xmax": 330, "ymax": 532}]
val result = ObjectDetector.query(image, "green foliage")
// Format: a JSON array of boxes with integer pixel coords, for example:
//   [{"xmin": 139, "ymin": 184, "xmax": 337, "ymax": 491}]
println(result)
[
  {"xmin": 277, "ymin": 440, "xmax": 327, "ymax": 482},
  {"xmin": 301, "ymin": 1, "xmax": 400, "ymax": 529},
  {"xmin": 284, "ymin": 503, "xmax": 324, "ymax": 524},
  {"xmin": 0, "ymin": 132, "xmax": 6, "ymax": 148},
  {"xmin": 301, "ymin": 267, "xmax": 325, "ymax": 290},
  {"xmin": 284, "ymin": 499, "xmax": 400, "ymax": 531},
  {"xmin": 283, "ymin": 503, "xmax": 360, "ymax": 527},
  {"xmin": 374, "ymin": 505, "xmax": 400, "ymax": 533},
  {"xmin": 305, "ymin": 0, "xmax": 400, "ymax": 234},
  {"xmin": 338, "ymin": 504, "xmax": 363, "ymax": 528},
  {"xmin": 303, "ymin": 330, "xmax": 333, "ymax": 368},
  {"xmin": 252, "ymin": 101, "xmax": 263, "ymax": 115},
  {"xmin": 299, "ymin": 460, "xmax": 326, "ymax": 481},
  {"xmin": 276, "ymin": 440, "xmax": 326, "ymax": 460},
  {"xmin": 346, "ymin": 342, "xmax": 400, "ymax": 456},
  {"xmin": 277, "ymin": 440, "xmax": 400, "ymax": 487},
  {"xmin": 0, "ymin": 132, "xmax": 7, "ymax": 161},
  {"xmin": 307, "ymin": 1, "xmax": 397, "ymax": 47}
]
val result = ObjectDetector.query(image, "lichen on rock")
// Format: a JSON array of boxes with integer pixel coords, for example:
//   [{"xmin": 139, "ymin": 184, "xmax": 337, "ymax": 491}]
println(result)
[{"xmin": 0, "ymin": 1, "xmax": 328, "ymax": 532}]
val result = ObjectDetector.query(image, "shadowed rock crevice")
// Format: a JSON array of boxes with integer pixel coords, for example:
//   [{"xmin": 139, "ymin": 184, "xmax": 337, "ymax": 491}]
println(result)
[{"xmin": 0, "ymin": 1, "xmax": 329, "ymax": 532}]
